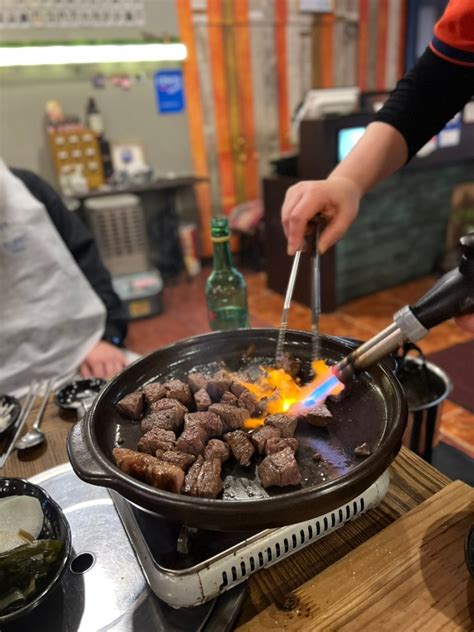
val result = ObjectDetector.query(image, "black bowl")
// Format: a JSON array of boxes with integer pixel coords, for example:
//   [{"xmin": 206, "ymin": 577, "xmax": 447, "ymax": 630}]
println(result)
[
  {"xmin": 0, "ymin": 395, "xmax": 21, "ymax": 438},
  {"xmin": 0, "ymin": 479, "xmax": 72, "ymax": 623},
  {"xmin": 55, "ymin": 378, "xmax": 105, "ymax": 412}
]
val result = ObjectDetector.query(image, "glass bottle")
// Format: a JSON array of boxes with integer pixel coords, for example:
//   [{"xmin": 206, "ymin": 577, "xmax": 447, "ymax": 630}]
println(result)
[{"xmin": 205, "ymin": 217, "xmax": 249, "ymax": 331}]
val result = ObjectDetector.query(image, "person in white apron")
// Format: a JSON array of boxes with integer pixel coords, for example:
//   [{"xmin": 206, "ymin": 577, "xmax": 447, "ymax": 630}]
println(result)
[{"xmin": 0, "ymin": 160, "xmax": 130, "ymax": 397}]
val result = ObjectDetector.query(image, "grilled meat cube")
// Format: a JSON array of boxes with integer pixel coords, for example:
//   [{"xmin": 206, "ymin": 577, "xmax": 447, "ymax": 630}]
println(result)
[
  {"xmin": 354, "ymin": 442, "xmax": 371, "ymax": 457},
  {"xmin": 265, "ymin": 413, "xmax": 297, "ymax": 438},
  {"xmin": 141, "ymin": 410, "xmax": 182, "ymax": 433},
  {"xmin": 188, "ymin": 372, "xmax": 208, "ymax": 394},
  {"xmin": 204, "ymin": 439, "xmax": 231, "ymax": 463},
  {"xmin": 176, "ymin": 423, "xmax": 208, "ymax": 456},
  {"xmin": 299, "ymin": 403, "xmax": 333, "ymax": 427},
  {"xmin": 206, "ymin": 372, "xmax": 232, "ymax": 402},
  {"xmin": 184, "ymin": 455, "xmax": 204, "ymax": 495},
  {"xmin": 150, "ymin": 398, "xmax": 187, "ymax": 429},
  {"xmin": 220, "ymin": 391, "xmax": 238, "ymax": 406},
  {"xmin": 196, "ymin": 458, "xmax": 223, "ymax": 499},
  {"xmin": 137, "ymin": 427, "xmax": 176, "ymax": 454},
  {"xmin": 113, "ymin": 448, "xmax": 184, "ymax": 493},
  {"xmin": 194, "ymin": 388, "xmax": 212, "ymax": 411},
  {"xmin": 258, "ymin": 447, "xmax": 303, "ymax": 488},
  {"xmin": 265, "ymin": 437, "xmax": 298, "ymax": 455},
  {"xmin": 224, "ymin": 430, "xmax": 255, "ymax": 467},
  {"xmin": 276, "ymin": 353, "xmax": 302, "ymax": 379},
  {"xmin": 142, "ymin": 382, "xmax": 167, "ymax": 406},
  {"xmin": 238, "ymin": 390, "xmax": 262, "ymax": 417},
  {"xmin": 209, "ymin": 403, "xmax": 248, "ymax": 432},
  {"xmin": 250, "ymin": 425, "xmax": 282, "ymax": 455},
  {"xmin": 164, "ymin": 380, "xmax": 193, "ymax": 407},
  {"xmin": 184, "ymin": 411, "xmax": 224, "ymax": 439},
  {"xmin": 116, "ymin": 391, "xmax": 144, "ymax": 419},
  {"xmin": 230, "ymin": 381, "xmax": 247, "ymax": 398},
  {"xmin": 160, "ymin": 450, "xmax": 196, "ymax": 471}
]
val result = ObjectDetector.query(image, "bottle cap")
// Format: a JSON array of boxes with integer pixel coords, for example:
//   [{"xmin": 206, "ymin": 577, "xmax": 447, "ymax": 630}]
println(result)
[{"xmin": 211, "ymin": 216, "xmax": 230, "ymax": 241}]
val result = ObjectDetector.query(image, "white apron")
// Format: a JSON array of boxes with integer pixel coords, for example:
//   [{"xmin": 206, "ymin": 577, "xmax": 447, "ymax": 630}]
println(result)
[{"xmin": 0, "ymin": 161, "xmax": 106, "ymax": 396}]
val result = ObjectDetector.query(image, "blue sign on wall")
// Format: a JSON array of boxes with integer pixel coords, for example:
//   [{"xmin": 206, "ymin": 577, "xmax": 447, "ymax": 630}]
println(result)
[{"xmin": 154, "ymin": 69, "xmax": 185, "ymax": 114}]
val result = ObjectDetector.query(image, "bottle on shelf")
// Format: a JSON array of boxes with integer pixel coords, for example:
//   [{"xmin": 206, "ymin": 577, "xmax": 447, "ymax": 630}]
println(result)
[
  {"xmin": 205, "ymin": 217, "xmax": 249, "ymax": 331},
  {"xmin": 85, "ymin": 97, "xmax": 114, "ymax": 179}
]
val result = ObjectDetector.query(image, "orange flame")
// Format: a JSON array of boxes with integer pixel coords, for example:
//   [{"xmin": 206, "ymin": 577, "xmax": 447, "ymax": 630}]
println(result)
[{"xmin": 241, "ymin": 359, "xmax": 344, "ymax": 429}]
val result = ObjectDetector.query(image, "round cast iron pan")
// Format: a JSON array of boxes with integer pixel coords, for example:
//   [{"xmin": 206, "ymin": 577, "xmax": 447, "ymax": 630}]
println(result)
[{"xmin": 68, "ymin": 329, "xmax": 407, "ymax": 531}]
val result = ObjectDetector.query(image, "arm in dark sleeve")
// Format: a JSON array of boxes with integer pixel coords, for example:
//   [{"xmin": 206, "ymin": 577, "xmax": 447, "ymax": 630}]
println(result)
[
  {"xmin": 11, "ymin": 168, "xmax": 128, "ymax": 344},
  {"xmin": 374, "ymin": 47, "xmax": 474, "ymax": 160}
]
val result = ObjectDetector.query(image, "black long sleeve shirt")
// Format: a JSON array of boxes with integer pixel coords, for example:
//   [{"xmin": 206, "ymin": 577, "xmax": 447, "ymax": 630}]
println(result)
[
  {"xmin": 11, "ymin": 168, "xmax": 128, "ymax": 345},
  {"xmin": 375, "ymin": 48, "xmax": 474, "ymax": 160}
]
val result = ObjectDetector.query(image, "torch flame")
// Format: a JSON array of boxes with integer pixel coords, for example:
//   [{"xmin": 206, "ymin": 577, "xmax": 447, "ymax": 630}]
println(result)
[{"xmin": 241, "ymin": 359, "xmax": 344, "ymax": 429}]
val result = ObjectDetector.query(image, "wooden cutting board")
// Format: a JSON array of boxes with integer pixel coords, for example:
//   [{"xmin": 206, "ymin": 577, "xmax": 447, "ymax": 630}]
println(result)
[{"xmin": 238, "ymin": 481, "xmax": 474, "ymax": 631}]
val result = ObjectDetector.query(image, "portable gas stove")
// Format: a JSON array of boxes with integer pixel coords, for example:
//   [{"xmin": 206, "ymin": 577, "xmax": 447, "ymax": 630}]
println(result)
[{"xmin": 17, "ymin": 463, "xmax": 389, "ymax": 631}]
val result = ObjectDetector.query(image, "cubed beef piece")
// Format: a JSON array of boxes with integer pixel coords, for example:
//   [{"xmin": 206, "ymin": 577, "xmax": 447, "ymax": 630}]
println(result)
[
  {"xmin": 265, "ymin": 437, "xmax": 299, "ymax": 455},
  {"xmin": 238, "ymin": 390, "xmax": 263, "ymax": 417},
  {"xmin": 265, "ymin": 413, "xmax": 297, "ymax": 438},
  {"xmin": 194, "ymin": 388, "xmax": 212, "ymax": 411},
  {"xmin": 224, "ymin": 430, "xmax": 255, "ymax": 467},
  {"xmin": 176, "ymin": 423, "xmax": 208, "ymax": 456},
  {"xmin": 276, "ymin": 353, "xmax": 302, "ymax": 379},
  {"xmin": 258, "ymin": 447, "xmax": 303, "ymax": 488},
  {"xmin": 142, "ymin": 382, "xmax": 167, "ymax": 406},
  {"xmin": 188, "ymin": 372, "xmax": 208, "ymax": 394},
  {"xmin": 299, "ymin": 403, "xmax": 333, "ymax": 427},
  {"xmin": 250, "ymin": 425, "xmax": 282, "ymax": 455},
  {"xmin": 220, "ymin": 391, "xmax": 238, "ymax": 406},
  {"xmin": 184, "ymin": 411, "xmax": 224, "ymax": 439},
  {"xmin": 206, "ymin": 372, "xmax": 232, "ymax": 402},
  {"xmin": 204, "ymin": 439, "xmax": 231, "ymax": 463},
  {"xmin": 230, "ymin": 381, "xmax": 247, "ymax": 397},
  {"xmin": 160, "ymin": 450, "xmax": 196, "ymax": 471},
  {"xmin": 150, "ymin": 398, "xmax": 187, "ymax": 430},
  {"xmin": 184, "ymin": 455, "xmax": 204, "ymax": 495},
  {"xmin": 209, "ymin": 403, "xmax": 248, "ymax": 432},
  {"xmin": 141, "ymin": 410, "xmax": 182, "ymax": 433},
  {"xmin": 164, "ymin": 380, "xmax": 193, "ymax": 407},
  {"xmin": 113, "ymin": 448, "xmax": 184, "ymax": 493},
  {"xmin": 116, "ymin": 391, "xmax": 144, "ymax": 419},
  {"xmin": 137, "ymin": 427, "xmax": 176, "ymax": 454},
  {"xmin": 196, "ymin": 458, "xmax": 223, "ymax": 499},
  {"xmin": 354, "ymin": 442, "xmax": 371, "ymax": 457}
]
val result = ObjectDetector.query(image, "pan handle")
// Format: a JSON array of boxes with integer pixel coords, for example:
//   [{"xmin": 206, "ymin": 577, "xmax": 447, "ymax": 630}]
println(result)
[{"xmin": 67, "ymin": 421, "xmax": 116, "ymax": 487}]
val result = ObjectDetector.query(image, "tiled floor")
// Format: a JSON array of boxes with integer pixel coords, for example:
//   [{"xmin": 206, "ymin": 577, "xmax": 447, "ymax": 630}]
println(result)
[{"xmin": 127, "ymin": 270, "xmax": 474, "ymax": 458}]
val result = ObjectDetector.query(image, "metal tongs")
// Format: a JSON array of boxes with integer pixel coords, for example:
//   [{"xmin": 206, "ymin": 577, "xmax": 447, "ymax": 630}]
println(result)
[{"xmin": 276, "ymin": 218, "xmax": 322, "ymax": 363}]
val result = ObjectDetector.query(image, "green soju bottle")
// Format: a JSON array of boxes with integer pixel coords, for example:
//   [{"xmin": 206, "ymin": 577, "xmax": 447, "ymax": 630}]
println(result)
[{"xmin": 206, "ymin": 217, "xmax": 249, "ymax": 331}]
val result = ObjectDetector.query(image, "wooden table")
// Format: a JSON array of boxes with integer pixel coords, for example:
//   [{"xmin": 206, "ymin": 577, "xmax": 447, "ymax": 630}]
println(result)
[{"xmin": 3, "ymin": 396, "xmax": 471, "ymax": 630}]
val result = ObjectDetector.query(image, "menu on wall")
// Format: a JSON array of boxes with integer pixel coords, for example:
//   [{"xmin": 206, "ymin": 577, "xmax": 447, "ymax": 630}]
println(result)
[{"xmin": 0, "ymin": 0, "xmax": 145, "ymax": 29}]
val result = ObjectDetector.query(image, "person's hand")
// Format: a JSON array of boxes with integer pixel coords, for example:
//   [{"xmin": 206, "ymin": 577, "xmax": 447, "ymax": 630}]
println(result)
[
  {"xmin": 281, "ymin": 176, "xmax": 362, "ymax": 255},
  {"xmin": 455, "ymin": 314, "xmax": 474, "ymax": 334},
  {"xmin": 80, "ymin": 341, "xmax": 128, "ymax": 379}
]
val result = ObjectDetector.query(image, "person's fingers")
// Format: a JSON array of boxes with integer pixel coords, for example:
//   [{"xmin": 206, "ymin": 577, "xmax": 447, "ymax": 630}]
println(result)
[
  {"xmin": 287, "ymin": 194, "xmax": 325, "ymax": 255},
  {"xmin": 281, "ymin": 186, "xmax": 303, "ymax": 239},
  {"xmin": 318, "ymin": 212, "xmax": 352, "ymax": 254},
  {"xmin": 454, "ymin": 314, "xmax": 474, "ymax": 333},
  {"xmin": 80, "ymin": 361, "xmax": 93, "ymax": 378}
]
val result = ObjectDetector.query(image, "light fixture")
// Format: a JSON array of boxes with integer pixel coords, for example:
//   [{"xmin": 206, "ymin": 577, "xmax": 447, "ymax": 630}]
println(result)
[{"xmin": 0, "ymin": 43, "xmax": 187, "ymax": 67}]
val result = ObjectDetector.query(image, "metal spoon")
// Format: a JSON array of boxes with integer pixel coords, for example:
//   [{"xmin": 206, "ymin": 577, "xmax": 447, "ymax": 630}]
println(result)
[{"xmin": 16, "ymin": 379, "xmax": 53, "ymax": 450}]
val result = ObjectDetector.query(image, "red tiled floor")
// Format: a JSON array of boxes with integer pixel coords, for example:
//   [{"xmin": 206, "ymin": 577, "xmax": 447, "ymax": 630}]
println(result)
[{"xmin": 127, "ymin": 269, "xmax": 474, "ymax": 456}]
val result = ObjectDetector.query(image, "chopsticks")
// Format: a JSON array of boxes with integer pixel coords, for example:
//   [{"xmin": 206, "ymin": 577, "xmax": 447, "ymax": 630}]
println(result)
[{"xmin": 0, "ymin": 380, "xmax": 42, "ymax": 470}]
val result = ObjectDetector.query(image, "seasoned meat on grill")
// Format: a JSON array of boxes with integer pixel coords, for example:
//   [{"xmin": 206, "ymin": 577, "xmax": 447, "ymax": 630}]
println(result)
[
  {"xmin": 299, "ymin": 403, "xmax": 333, "ymax": 427},
  {"xmin": 184, "ymin": 411, "xmax": 224, "ymax": 439},
  {"xmin": 220, "ymin": 391, "xmax": 238, "ymax": 406},
  {"xmin": 250, "ymin": 425, "xmax": 282, "ymax": 454},
  {"xmin": 176, "ymin": 422, "xmax": 208, "ymax": 456},
  {"xmin": 137, "ymin": 427, "xmax": 176, "ymax": 454},
  {"xmin": 113, "ymin": 448, "xmax": 184, "ymax": 493},
  {"xmin": 265, "ymin": 413, "xmax": 297, "ymax": 438},
  {"xmin": 116, "ymin": 391, "xmax": 144, "ymax": 419},
  {"xmin": 354, "ymin": 442, "xmax": 371, "ymax": 457},
  {"xmin": 265, "ymin": 437, "xmax": 299, "ymax": 455},
  {"xmin": 258, "ymin": 447, "xmax": 303, "ymax": 488},
  {"xmin": 194, "ymin": 388, "xmax": 212, "ymax": 411},
  {"xmin": 224, "ymin": 430, "xmax": 255, "ymax": 467},
  {"xmin": 160, "ymin": 450, "xmax": 196, "ymax": 471},
  {"xmin": 164, "ymin": 380, "xmax": 193, "ymax": 407},
  {"xmin": 238, "ymin": 390, "xmax": 263, "ymax": 417},
  {"xmin": 188, "ymin": 372, "xmax": 208, "ymax": 394},
  {"xmin": 149, "ymin": 398, "xmax": 187, "ymax": 429},
  {"xmin": 142, "ymin": 382, "xmax": 167, "ymax": 405},
  {"xmin": 209, "ymin": 403, "xmax": 248, "ymax": 432},
  {"xmin": 141, "ymin": 410, "xmax": 182, "ymax": 433},
  {"xmin": 276, "ymin": 353, "xmax": 302, "ymax": 379},
  {"xmin": 204, "ymin": 439, "xmax": 231, "ymax": 463},
  {"xmin": 196, "ymin": 458, "xmax": 223, "ymax": 498},
  {"xmin": 183, "ymin": 455, "xmax": 204, "ymax": 495},
  {"xmin": 206, "ymin": 370, "xmax": 232, "ymax": 402},
  {"xmin": 230, "ymin": 381, "xmax": 247, "ymax": 398}
]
